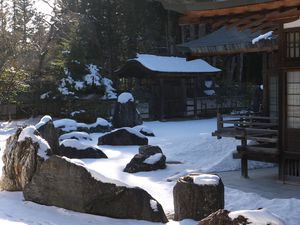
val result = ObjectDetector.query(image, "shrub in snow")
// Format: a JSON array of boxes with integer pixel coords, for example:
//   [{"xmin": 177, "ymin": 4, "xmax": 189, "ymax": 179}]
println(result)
[
  {"xmin": 59, "ymin": 139, "xmax": 107, "ymax": 159},
  {"xmin": 23, "ymin": 156, "xmax": 168, "ymax": 223},
  {"xmin": 40, "ymin": 63, "xmax": 116, "ymax": 100},
  {"xmin": 98, "ymin": 128, "xmax": 148, "ymax": 146},
  {"xmin": 0, "ymin": 126, "xmax": 50, "ymax": 191},
  {"xmin": 124, "ymin": 145, "xmax": 166, "ymax": 173},
  {"xmin": 173, "ymin": 173, "xmax": 224, "ymax": 221}
]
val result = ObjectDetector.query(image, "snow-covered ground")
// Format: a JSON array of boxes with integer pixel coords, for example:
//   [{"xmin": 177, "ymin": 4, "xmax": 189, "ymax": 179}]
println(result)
[{"xmin": 0, "ymin": 118, "xmax": 299, "ymax": 225}]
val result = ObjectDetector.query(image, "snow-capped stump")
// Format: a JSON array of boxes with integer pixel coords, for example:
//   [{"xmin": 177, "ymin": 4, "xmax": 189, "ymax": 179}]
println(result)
[
  {"xmin": 198, "ymin": 209, "xmax": 286, "ymax": 225},
  {"xmin": 35, "ymin": 115, "xmax": 60, "ymax": 155},
  {"xmin": 112, "ymin": 92, "xmax": 142, "ymax": 128},
  {"xmin": 134, "ymin": 126, "xmax": 155, "ymax": 137},
  {"xmin": 98, "ymin": 128, "xmax": 148, "ymax": 146},
  {"xmin": 23, "ymin": 156, "xmax": 168, "ymax": 223},
  {"xmin": 59, "ymin": 139, "xmax": 107, "ymax": 159},
  {"xmin": 0, "ymin": 126, "xmax": 49, "ymax": 191},
  {"xmin": 173, "ymin": 173, "xmax": 224, "ymax": 221},
  {"xmin": 124, "ymin": 145, "xmax": 166, "ymax": 173},
  {"xmin": 59, "ymin": 131, "xmax": 92, "ymax": 142}
]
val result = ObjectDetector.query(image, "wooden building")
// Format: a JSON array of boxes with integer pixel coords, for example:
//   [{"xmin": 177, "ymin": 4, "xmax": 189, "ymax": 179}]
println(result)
[
  {"xmin": 157, "ymin": 0, "xmax": 300, "ymax": 183},
  {"xmin": 115, "ymin": 54, "xmax": 221, "ymax": 119}
]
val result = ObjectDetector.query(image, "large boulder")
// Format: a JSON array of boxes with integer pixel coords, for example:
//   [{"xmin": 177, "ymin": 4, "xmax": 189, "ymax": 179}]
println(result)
[
  {"xmin": 198, "ymin": 209, "xmax": 286, "ymax": 225},
  {"xmin": 124, "ymin": 145, "xmax": 166, "ymax": 173},
  {"xmin": 0, "ymin": 126, "xmax": 49, "ymax": 191},
  {"xmin": 23, "ymin": 156, "xmax": 168, "ymax": 223},
  {"xmin": 59, "ymin": 139, "xmax": 107, "ymax": 159},
  {"xmin": 98, "ymin": 128, "xmax": 148, "ymax": 146},
  {"xmin": 36, "ymin": 115, "xmax": 60, "ymax": 155},
  {"xmin": 112, "ymin": 92, "xmax": 142, "ymax": 128}
]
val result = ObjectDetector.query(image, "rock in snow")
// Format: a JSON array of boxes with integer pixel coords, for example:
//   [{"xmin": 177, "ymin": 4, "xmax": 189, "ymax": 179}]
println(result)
[
  {"xmin": 124, "ymin": 145, "xmax": 166, "ymax": 173},
  {"xmin": 0, "ymin": 127, "xmax": 47, "ymax": 191},
  {"xmin": 198, "ymin": 209, "xmax": 286, "ymax": 225},
  {"xmin": 23, "ymin": 156, "xmax": 168, "ymax": 223},
  {"xmin": 98, "ymin": 128, "xmax": 148, "ymax": 146},
  {"xmin": 112, "ymin": 93, "xmax": 142, "ymax": 128},
  {"xmin": 59, "ymin": 139, "xmax": 107, "ymax": 159},
  {"xmin": 36, "ymin": 115, "xmax": 60, "ymax": 155}
]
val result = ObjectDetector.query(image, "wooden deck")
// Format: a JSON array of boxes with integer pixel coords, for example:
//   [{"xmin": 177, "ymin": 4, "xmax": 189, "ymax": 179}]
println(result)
[{"xmin": 212, "ymin": 113, "xmax": 279, "ymax": 178}]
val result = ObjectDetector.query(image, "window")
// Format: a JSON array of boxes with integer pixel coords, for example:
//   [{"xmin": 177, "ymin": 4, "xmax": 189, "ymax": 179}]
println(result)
[
  {"xmin": 286, "ymin": 31, "xmax": 300, "ymax": 58},
  {"xmin": 287, "ymin": 71, "xmax": 300, "ymax": 128}
]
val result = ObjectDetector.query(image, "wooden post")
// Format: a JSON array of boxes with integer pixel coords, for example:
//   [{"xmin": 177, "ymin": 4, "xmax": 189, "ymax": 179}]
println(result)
[
  {"xmin": 193, "ymin": 78, "xmax": 198, "ymax": 117},
  {"xmin": 262, "ymin": 52, "xmax": 269, "ymax": 115},
  {"xmin": 241, "ymin": 136, "xmax": 249, "ymax": 178},
  {"xmin": 160, "ymin": 78, "xmax": 165, "ymax": 121},
  {"xmin": 181, "ymin": 78, "xmax": 187, "ymax": 117},
  {"xmin": 217, "ymin": 113, "xmax": 223, "ymax": 139}
]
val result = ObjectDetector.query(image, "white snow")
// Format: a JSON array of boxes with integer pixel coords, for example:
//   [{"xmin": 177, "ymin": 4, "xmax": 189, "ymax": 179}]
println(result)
[
  {"xmin": 35, "ymin": 115, "xmax": 52, "ymax": 129},
  {"xmin": 134, "ymin": 125, "xmax": 154, "ymax": 135},
  {"xmin": 143, "ymin": 153, "xmax": 163, "ymax": 165},
  {"xmin": 252, "ymin": 31, "xmax": 273, "ymax": 44},
  {"xmin": 0, "ymin": 118, "xmax": 299, "ymax": 225},
  {"xmin": 112, "ymin": 127, "xmax": 147, "ymax": 139},
  {"xmin": 40, "ymin": 91, "xmax": 51, "ymax": 100},
  {"xmin": 60, "ymin": 139, "xmax": 90, "ymax": 150},
  {"xmin": 150, "ymin": 199, "xmax": 159, "ymax": 212},
  {"xmin": 117, "ymin": 92, "xmax": 134, "ymax": 104},
  {"xmin": 18, "ymin": 125, "xmax": 50, "ymax": 159},
  {"xmin": 229, "ymin": 208, "xmax": 285, "ymax": 225},
  {"xmin": 192, "ymin": 174, "xmax": 220, "ymax": 186},
  {"xmin": 132, "ymin": 54, "xmax": 221, "ymax": 73},
  {"xmin": 204, "ymin": 89, "xmax": 216, "ymax": 96},
  {"xmin": 54, "ymin": 118, "xmax": 110, "ymax": 132},
  {"xmin": 59, "ymin": 132, "xmax": 91, "ymax": 142},
  {"xmin": 62, "ymin": 157, "xmax": 86, "ymax": 167},
  {"xmin": 70, "ymin": 110, "xmax": 86, "ymax": 117}
]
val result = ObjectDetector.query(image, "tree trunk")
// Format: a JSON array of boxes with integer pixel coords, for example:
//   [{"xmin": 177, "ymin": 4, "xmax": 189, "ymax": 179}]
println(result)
[{"xmin": 173, "ymin": 173, "xmax": 224, "ymax": 221}]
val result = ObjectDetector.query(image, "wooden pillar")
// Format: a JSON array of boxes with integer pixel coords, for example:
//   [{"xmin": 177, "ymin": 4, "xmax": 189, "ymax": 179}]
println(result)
[
  {"xmin": 160, "ymin": 78, "xmax": 165, "ymax": 120},
  {"xmin": 181, "ymin": 78, "xmax": 187, "ymax": 117},
  {"xmin": 262, "ymin": 52, "xmax": 269, "ymax": 115},
  {"xmin": 193, "ymin": 78, "xmax": 198, "ymax": 117},
  {"xmin": 241, "ymin": 138, "xmax": 249, "ymax": 178}
]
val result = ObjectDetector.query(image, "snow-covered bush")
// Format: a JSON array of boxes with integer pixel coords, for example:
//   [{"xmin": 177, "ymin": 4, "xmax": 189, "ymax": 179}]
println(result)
[{"xmin": 40, "ymin": 63, "xmax": 116, "ymax": 100}]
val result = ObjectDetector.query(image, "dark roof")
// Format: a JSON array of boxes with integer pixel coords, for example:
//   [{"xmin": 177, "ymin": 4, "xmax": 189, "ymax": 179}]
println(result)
[
  {"xmin": 177, "ymin": 27, "xmax": 278, "ymax": 55},
  {"xmin": 157, "ymin": 0, "xmax": 274, "ymax": 13}
]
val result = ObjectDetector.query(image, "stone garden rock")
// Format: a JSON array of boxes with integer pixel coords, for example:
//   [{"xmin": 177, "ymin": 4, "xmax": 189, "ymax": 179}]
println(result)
[
  {"xmin": 0, "ymin": 126, "xmax": 49, "ymax": 191},
  {"xmin": 98, "ymin": 128, "xmax": 148, "ymax": 146},
  {"xmin": 134, "ymin": 126, "xmax": 155, "ymax": 137},
  {"xmin": 124, "ymin": 145, "xmax": 166, "ymax": 173},
  {"xmin": 36, "ymin": 115, "xmax": 60, "ymax": 155},
  {"xmin": 112, "ymin": 92, "xmax": 142, "ymax": 128},
  {"xmin": 59, "ymin": 139, "xmax": 107, "ymax": 159},
  {"xmin": 198, "ymin": 209, "xmax": 286, "ymax": 225},
  {"xmin": 23, "ymin": 156, "xmax": 168, "ymax": 223},
  {"xmin": 173, "ymin": 173, "xmax": 224, "ymax": 221}
]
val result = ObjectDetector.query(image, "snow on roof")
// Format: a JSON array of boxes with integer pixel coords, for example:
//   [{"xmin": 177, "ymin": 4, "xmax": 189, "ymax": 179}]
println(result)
[
  {"xmin": 229, "ymin": 209, "xmax": 285, "ymax": 225},
  {"xmin": 252, "ymin": 31, "xmax": 273, "ymax": 44},
  {"xmin": 132, "ymin": 54, "xmax": 221, "ymax": 73}
]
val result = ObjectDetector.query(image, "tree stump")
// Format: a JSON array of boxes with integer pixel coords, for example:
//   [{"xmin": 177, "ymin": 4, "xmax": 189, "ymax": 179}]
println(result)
[{"xmin": 173, "ymin": 173, "xmax": 224, "ymax": 221}]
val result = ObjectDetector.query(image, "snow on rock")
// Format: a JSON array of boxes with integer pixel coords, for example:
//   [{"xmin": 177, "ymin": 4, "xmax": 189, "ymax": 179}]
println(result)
[
  {"xmin": 229, "ymin": 208, "xmax": 286, "ymax": 225},
  {"xmin": 252, "ymin": 31, "xmax": 273, "ymax": 44},
  {"xmin": 59, "ymin": 132, "xmax": 91, "ymax": 142},
  {"xmin": 132, "ymin": 54, "xmax": 221, "ymax": 73},
  {"xmin": 204, "ymin": 90, "xmax": 216, "ymax": 96},
  {"xmin": 193, "ymin": 174, "xmax": 220, "ymax": 186},
  {"xmin": 60, "ymin": 139, "xmax": 90, "ymax": 150},
  {"xmin": 150, "ymin": 199, "xmax": 159, "ymax": 212},
  {"xmin": 118, "ymin": 92, "xmax": 134, "ymax": 104},
  {"xmin": 70, "ymin": 110, "xmax": 85, "ymax": 117},
  {"xmin": 53, "ymin": 118, "xmax": 78, "ymax": 132},
  {"xmin": 143, "ymin": 153, "xmax": 163, "ymax": 165},
  {"xmin": 18, "ymin": 126, "xmax": 50, "ymax": 159},
  {"xmin": 115, "ymin": 127, "xmax": 147, "ymax": 139},
  {"xmin": 62, "ymin": 157, "xmax": 86, "ymax": 167},
  {"xmin": 35, "ymin": 115, "xmax": 52, "ymax": 130},
  {"xmin": 40, "ymin": 91, "xmax": 51, "ymax": 100}
]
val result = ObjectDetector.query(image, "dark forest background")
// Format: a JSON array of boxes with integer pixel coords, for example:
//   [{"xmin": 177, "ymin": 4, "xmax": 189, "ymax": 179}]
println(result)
[{"xmin": 0, "ymin": 0, "xmax": 179, "ymax": 103}]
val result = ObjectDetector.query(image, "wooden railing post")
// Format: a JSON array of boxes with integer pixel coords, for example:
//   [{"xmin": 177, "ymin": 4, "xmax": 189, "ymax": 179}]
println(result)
[{"xmin": 217, "ymin": 112, "xmax": 223, "ymax": 139}]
